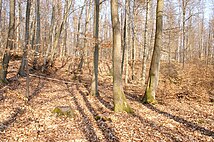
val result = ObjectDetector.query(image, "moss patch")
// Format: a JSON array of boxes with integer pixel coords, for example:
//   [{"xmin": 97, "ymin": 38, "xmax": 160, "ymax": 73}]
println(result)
[
  {"xmin": 113, "ymin": 86, "xmax": 133, "ymax": 113},
  {"xmin": 52, "ymin": 106, "xmax": 75, "ymax": 118},
  {"xmin": 142, "ymin": 87, "xmax": 157, "ymax": 104}
]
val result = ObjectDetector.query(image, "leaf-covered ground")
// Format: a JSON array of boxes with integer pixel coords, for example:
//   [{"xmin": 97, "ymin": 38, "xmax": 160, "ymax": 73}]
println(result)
[{"xmin": 0, "ymin": 60, "xmax": 214, "ymax": 142}]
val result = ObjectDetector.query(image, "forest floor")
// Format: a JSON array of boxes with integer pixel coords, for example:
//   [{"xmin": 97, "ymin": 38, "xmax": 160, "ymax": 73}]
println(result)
[{"xmin": 0, "ymin": 58, "xmax": 214, "ymax": 142}]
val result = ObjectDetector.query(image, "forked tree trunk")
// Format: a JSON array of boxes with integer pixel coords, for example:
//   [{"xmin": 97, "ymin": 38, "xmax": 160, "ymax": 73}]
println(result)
[
  {"xmin": 90, "ymin": 0, "xmax": 99, "ymax": 96},
  {"xmin": 142, "ymin": 0, "xmax": 163, "ymax": 104},
  {"xmin": 50, "ymin": 1, "xmax": 72, "ymax": 66},
  {"xmin": 0, "ymin": 0, "xmax": 15, "ymax": 83},
  {"xmin": 18, "ymin": 0, "xmax": 31, "ymax": 77},
  {"xmin": 111, "ymin": 0, "xmax": 132, "ymax": 113}
]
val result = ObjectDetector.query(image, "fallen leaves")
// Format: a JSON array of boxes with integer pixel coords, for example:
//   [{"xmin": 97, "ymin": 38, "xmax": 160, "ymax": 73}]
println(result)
[{"xmin": 0, "ymin": 61, "xmax": 214, "ymax": 141}]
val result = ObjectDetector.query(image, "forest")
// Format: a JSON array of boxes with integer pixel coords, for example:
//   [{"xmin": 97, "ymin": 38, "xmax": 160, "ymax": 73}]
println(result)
[{"xmin": 0, "ymin": 0, "xmax": 214, "ymax": 141}]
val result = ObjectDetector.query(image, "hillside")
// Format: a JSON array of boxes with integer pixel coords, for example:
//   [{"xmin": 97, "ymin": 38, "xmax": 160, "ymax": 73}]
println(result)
[{"xmin": 0, "ymin": 60, "xmax": 214, "ymax": 142}]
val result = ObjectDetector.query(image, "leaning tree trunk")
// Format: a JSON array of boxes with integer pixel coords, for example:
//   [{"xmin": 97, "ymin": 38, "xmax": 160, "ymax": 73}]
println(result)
[
  {"xmin": 90, "ymin": 0, "xmax": 99, "ymax": 96},
  {"xmin": 50, "ymin": 1, "xmax": 72, "ymax": 66},
  {"xmin": 0, "ymin": 0, "xmax": 15, "ymax": 83},
  {"xmin": 142, "ymin": 0, "xmax": 163, "ymax": 104},
  {"xmin": 111, "ymin": 0, "xmax": 132, "ymax": 113},
  {"xmin": 18, "ymin": 0, "xmax": 31, "ymax": 77}
]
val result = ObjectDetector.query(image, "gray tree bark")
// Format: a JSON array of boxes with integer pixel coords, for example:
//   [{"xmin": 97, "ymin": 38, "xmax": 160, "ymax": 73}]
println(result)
[
  {"xmin": 33, "ymin": 0, "xmax": 41, "ymax": 69},
  {"xmin": 90, "ymin": 0, "xmax": 99, "ymax": 96}
]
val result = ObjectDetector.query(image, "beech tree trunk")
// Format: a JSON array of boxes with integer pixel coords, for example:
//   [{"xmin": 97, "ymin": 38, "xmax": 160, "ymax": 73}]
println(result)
[
  {"xmin": 111, "ymin": 0, "xmax": 132, "ymax": 112},
  {"xmin": 90, "ymin": 0, "xmax": 99, "ymax": 96},
  {"xmin": 0, "ymin": 0, "xmax": 15, "ymax": 83},
  {"xmin": 142, "ymin": 0, "xmax": 164, "ymax": 104}
]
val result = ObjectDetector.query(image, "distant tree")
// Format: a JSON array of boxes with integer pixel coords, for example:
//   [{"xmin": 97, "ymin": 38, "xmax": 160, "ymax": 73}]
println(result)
[
  {"xmin": 142, "ymin": 0, "xmax": 164, "ymax": 104},
  {"xmin": 0, "ymin": 0, "xmax": 15, "ymax": 83},
  {"xmin": 111, "ymin": 0, "xmax": 132, "ymax": 112},
  {"xmin": 90, "ymin": 0, "xmax": 100, "ymax": 96},
  {"xmin": 83, "ymin": 0, "xmax": 92, "ymax": 64}
]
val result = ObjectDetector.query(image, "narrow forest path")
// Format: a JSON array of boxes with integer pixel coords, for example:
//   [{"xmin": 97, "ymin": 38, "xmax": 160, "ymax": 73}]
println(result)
[{"xmin": 0, "ymin": 62, "xmax": 214, "ymax": 141}]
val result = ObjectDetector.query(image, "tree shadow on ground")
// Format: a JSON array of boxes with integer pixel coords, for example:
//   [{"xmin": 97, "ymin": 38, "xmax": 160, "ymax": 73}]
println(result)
[
  {"xmin": 76, "ymin": 85, "xmax": 119, "ymax": 142},
  {"xmin": 28, "ymin": 78, "xmax": 45, "ymax": 102},
  {"xmin": 81, "ymin": 82, "xmax": 114, "ymax": 111},
  {"xmin": 144, "ymin": 104, "xmax": 214, "ymax": 138},
  {"xmin": 132, "ymin": 112, "xmax": 186, "ymax": 141},
  {"xmin": 97, "ymin": 94, "xmax": 114, "ymax": 111},
  {"xmin": 0, "ymin": 108, "xmax": 24, "ymax": 132},
  {"xmin": 66, "ymin": 84, "xmax": 99, "ymax": 142}
]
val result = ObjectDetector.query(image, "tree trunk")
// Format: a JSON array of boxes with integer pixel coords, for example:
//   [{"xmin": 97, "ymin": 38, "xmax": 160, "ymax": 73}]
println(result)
[
  {"xmin": 121, "ymin": 0, "xmax": 127, "ymax": 75},
  {"xmin": 50, "ymin": 1, "xmax": 72, "ymax": 66},
  {"xmin": 142, "ymin": 0, "xmax": 164, "ymax": 104},
  {"xmin": 0, "ymin": 0, "xmax": 15, "ymax": 83},
  {"xmin": 90, "ymin": 0, "xmax": 99, "ymax": 96},
  {"xmin": 77, "ymin": 0, "xmax": 87, "ymax": 71},
  {"xmin": 33, "ymin": 0, "xmax": 41, "ymax": 69},
  {"xmin": 83, "ymin": 0, "xmax": 92, "ymax": 66},
  {"xmin": 18, "ymin": 0, "xmax": 31, "ymax": 77},
  {"xmin": 111, "ymin": 0, "xmax": 132, "ymax": 113},
  {"xmin": 42, "ymin": 4, "xmax": 55, "ymax": 71},
  {"xmin": 131, "ymin": 0, "xmax": 135, "ymax": 81},
  {"xmin": 0, "ymin": 0, "xmax": 2, "ymax": 29},
  {"xmin": 142, "ymin": 0, "xmax": 150, "ymax": 85},
  {"xmin": 182, "ymin": 0, "xmax": 186, "ymax": 68},
  {"xmin": 125, "ymin": 0, "xmax": 131, "ymax": 84}
]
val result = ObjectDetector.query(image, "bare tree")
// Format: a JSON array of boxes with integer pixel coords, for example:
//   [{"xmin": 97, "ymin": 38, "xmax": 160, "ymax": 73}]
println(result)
[
  {"xmin": 111, "ymin": 0, "xmax": 132, "ymax": 112},
  {"xmin": 33, "ymin": 0, "xmax": 41, "ymax": 69},
  {"xmin": 142, "ymin": 0, "xmax": 164, "ymax": 104},
  {"xmin": 90, "ymin": 0, "xmax": 100, "ymax": 96}
]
